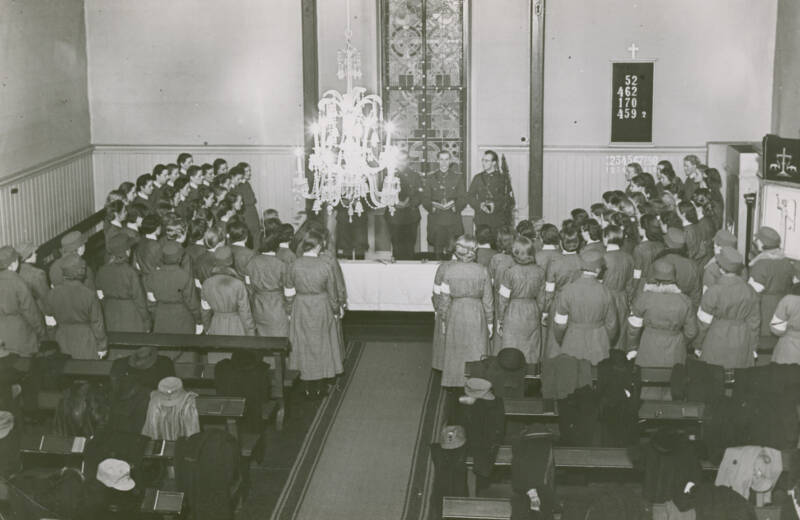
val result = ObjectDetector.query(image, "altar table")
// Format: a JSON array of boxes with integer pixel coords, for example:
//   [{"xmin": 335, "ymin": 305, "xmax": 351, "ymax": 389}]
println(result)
[{"xmin": 340, "ymin": 260, "xmax": 439, "ymax": 312}]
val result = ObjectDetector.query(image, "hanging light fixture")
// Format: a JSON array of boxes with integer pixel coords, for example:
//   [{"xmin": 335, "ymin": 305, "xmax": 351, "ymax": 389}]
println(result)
[{"xmin": 293, "ymin": 0, "xmax": 400, "ymax": 220}]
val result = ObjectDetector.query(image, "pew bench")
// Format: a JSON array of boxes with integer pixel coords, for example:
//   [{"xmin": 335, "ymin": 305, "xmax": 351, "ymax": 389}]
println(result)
[
  {"xmin": 502, "ymin": 398, "xmax": 706, "ymax": 422},
  {"xmin": 141, "ymin": 488, "xmax": 184, "ymax": 516}
]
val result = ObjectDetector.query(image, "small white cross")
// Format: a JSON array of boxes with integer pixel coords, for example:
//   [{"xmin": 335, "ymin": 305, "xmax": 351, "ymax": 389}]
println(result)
[{"xmin": 628, "ymin": 43, "xmax": 639, "ymax": 60}]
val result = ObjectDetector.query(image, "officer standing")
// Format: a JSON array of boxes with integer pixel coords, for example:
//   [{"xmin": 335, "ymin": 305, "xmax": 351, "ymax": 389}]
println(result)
[
  {"xmin": 421, "ymin": 150, "xmax": 467, "ymax": 260},
  {"xmin": 385, "ymin": 150, "xmax": 423, "ymax": 260},
  {"xmin": 468, "ymin": 150, "xmax": 514, "ymax": 235}
]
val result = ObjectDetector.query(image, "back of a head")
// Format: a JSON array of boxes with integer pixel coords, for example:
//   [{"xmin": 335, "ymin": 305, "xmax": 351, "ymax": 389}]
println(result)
[
  {"xmin": 561, "ymin": 226, "xmax": 580, "ymax": 253},
  {"xmin": 227, "ymin": 220, "xmax": 249, "ymax": 244},
  {"xmin": 203, "ymin": 224, "xmax": 226, "ymax": 249},
  {"xmin": 582, "ymin": 219, "xmax": 602, "ymax": 241},
  {"xmin": 495, "ymin": 226, "xmax": 515, "ymax": 254},
  {"xmin": 603, "ymin": 225, "xmax": 624, "ymax": 247},
  {"xmin": 511, "ymin": 236, "xmax": 535, "ymax": 265},
  {"xmin": 301, "ymin": 229, "xmax": 325, "ymax": 253},
  {"xmin": 141, "ymin": 214, "xmax": 162, "ymax": 235},
  {"xmin": 540, "ymin": 224, "xmax": 560, "ymax": 246},
  {"xmin": 454, "ymin": 234, "xmax": 477, "ymax": 262},
  {"xmin": 475, "ymin": 225, "xmax": 493, "ymax": 246}
]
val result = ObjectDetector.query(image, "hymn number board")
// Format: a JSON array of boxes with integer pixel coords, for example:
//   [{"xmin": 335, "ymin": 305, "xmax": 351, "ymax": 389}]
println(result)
[{"xmin": 611, "ymin": 62, "xmax": 654, "ymax": 143}]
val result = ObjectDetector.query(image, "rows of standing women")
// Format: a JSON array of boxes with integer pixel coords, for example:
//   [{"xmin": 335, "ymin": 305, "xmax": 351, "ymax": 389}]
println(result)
[
  {"xmin": 432, "ymin": 155, "xmax": 800, "ymax": 398},
  {"xmin": 0, "ymin": 154, "xmax": 348, "ymax": 399}
]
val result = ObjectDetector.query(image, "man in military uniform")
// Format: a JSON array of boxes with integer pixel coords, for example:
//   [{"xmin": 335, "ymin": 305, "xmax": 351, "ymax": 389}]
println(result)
[
  {"xmin": 468, "ymin": 150, "xmax": 514, "ymax": 235},
  {"xmin": 385, "ymin": 150, "xmax": 423, "ymax": 260},
  {"xmin": 422, "ymin": 151, "xmax": 467, "ymax": 260}
]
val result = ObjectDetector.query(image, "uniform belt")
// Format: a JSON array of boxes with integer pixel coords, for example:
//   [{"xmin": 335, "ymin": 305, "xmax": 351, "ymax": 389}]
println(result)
[
  {"xmin": 568, "ymin": 321, "xmax": 604, "ymax": 329},
  {"xmin": 156, "ymin": 300, "xmax": 184, "ymax": 305},
  {"xmin": 213, "ymin": 311, "xmax": 239, "ymax": 316}
]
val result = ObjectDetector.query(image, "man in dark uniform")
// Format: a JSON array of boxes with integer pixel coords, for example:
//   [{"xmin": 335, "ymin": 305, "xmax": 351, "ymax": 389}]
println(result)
[
  {"xmin": 335, "ymin": 203, "xmax": 368, "ymax": 260},
  {"xmin": 468, "ymin": 150, "xmax": 514, "ymax": 235},
  {"xmin": 422, "ymin": 150, "xmax": 467, "ymax": 260},
  {"xmin": 385, "ymin": 150, "xmax": 423, "ymax": 260}
]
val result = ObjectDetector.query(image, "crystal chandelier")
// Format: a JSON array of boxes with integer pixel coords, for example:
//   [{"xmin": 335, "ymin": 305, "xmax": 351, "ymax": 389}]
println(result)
[{"xmin": 293, "ymin": 0, "xmax": 400, "ymax": 220}]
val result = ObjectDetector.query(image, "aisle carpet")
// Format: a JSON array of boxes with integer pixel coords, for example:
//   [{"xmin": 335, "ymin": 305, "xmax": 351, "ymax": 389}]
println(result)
[{"xmin": 271, "ymin": 340, "xmax": 437, "ymax": 520}]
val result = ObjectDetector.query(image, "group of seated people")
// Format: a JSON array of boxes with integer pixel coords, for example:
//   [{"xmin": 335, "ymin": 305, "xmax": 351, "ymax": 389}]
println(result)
[{"xmin": 428, "ymin": 156, "xmax": 800, "ymax": 519}]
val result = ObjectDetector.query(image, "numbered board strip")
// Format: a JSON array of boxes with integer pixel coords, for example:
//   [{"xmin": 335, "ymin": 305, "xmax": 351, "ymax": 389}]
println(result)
[{"xmin": 611, "ymin": 61, "xmax": 654, "ymax": 143}]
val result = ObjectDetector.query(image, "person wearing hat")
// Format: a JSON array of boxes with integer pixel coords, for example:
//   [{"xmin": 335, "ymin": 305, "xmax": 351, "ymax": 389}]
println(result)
[
  {"xmin": 748, "ymin": 226, "xmax": 795, "ymax": 345},
  {"xmin": 142, "ymin": 376, "xmax": 200, "ymax": 440},
  {"xmin": 451, "ymin": 378, "xmax": 505, "ymax": 493},
  {"xmin": 48, "ymin": 230, "xmax": 96, "ymax": 290},
  {"xmin": 628, "ymin": 260, "xmax": 698, "ymax": 371},
  {"xmin": 0, "ymin": 246, "xmax": 45, "ymax": 355},
  {"xmin": 541, "ymin": 225, "xmax": 583, "ymax": 365},
  {"xmin": 143, "ymin": 241, "xmax": 202, "ymax": 338},
  {"xmin": 284, "ymin": 229, "xmax": 344, "ymax": 398},
  {"xmin": 133, "ymin": 214, "xmax": 163, "ymax": 276},
  {"xmin": 96, "ymin": 234, "xmax": 151, "ymax": 333},
  {"xmin": 496, "ymin": 236, "xmax": 546, "ymax": 362},
  {"xmin": 431, "ymin": 235, "xmax": 457, "ymax": 376},
  {"xmin": 200, "ymin": 245, "xmax": 256, "ymax": 339},
  {"xmin": 44, "ymin": 255, "xmax": 108, "ymax": 359},
  {"xmin": 769, "ymin": 276, "xmax": 800, "ymax": 365},
  {"xmin": 111, "ymin": 347, "xmax": 176, "ymax": 397},
  {"xmin": 702, "ymin": 229, "xmax": 743, "ymax": 293},
  {"xmin": 14, "ymin": 241, "xmax": 50, "ymax": 315},
  {"xmin": 695, "ymin": 246, "xmax": 760, "ymax": 369},
  {"xmin": 438, "ymin": 234, "xmax": 493, "ymax": 388},
  {"xmin": 429, "ymin": 424, "xmax": 468, "ymax": 519},
  {"xmin": 551, "ymin": 250, "xmax": 617, "ymax": 365},
  {"xmin": 603, "ymin": 225, "xmax": 635, "ymax": 351},
  {"xmin": 644, "ymin": 227, "xmax": 701, "ymax": 309}
]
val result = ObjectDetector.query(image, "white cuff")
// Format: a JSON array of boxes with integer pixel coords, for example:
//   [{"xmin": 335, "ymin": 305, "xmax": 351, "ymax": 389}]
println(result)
[
  {"xmin": 432, "ymin": 283, "xmax": 442, "ymax": 295},
  {"xmin": 194, "ymin": 278, "xmax": 202, "ymax": 289},
  {"xmin": 96, "ymin": 290, "xmax": 104, "ymax": 300},
  {"xmin": 633, "ymin": 269, "xmax": 642, "ymax": 280},
  {"xmin": 498, "ymin": 285, "xmax": 511, "ymax": 299},
  {"xmin": 748, "ymin": 277, "xmax": 765, "ymax": 293},
  {"xmin": 284, "ymin": 287, "xmax": 296, "ymax": 297},
  {"xmin": 147, "ymin": 291, "xmax": 157, "ymax": 303},
  {"xmin": 200, "ymin": 299, "xmax": 211, "ymax": 311},
  {"xmin": 45, "ymin": 315, "xmax": 57, "ymax": 326},
  {"xmin": 702, "ymin": 285, "xmax": 708, "ymax": 294},
  {"xmin": 195, "ymin": 324, "xmax": 204, "ymax": 335},
  {"xmin": 626, "ymin": 350, "xmax": 638, "ymax": 361},
  {"xmin": 794, "ymin": 275, "xmax": 800, "ymax": 285},
  {"xmin": 545, "ymin": 281, "xmax": 555, "ymax": 292},
  {"xmin": 627, "ymin": 315, "xmax": 643, "ymax": 328},
  {"xmin": 245, "ymin": 275, "xmax": 251, "ymax": 285},
  {"xmin": 440, "ymin": 282, "xmax": 451, "ymax": 295},
  {"xmin": 554, "ymin": 312, "xmax": 568, "ymax": 325},
  {"xmin": 697, "ymin": 307, "xmax": 713, "ymax": 324},
  {"xmin": 770, "ymin": 316, "xmax": 788, "ymax": 333}
]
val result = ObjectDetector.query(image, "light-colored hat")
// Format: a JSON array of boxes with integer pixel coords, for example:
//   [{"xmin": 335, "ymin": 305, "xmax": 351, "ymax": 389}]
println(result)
[
  {"xmin": 157, "ymin": 376, "xmax": 183, "ymax": 394},
  {"xmin": 464, "ymin": 377, "xmax": 495, "ymax": 401},
  {"xmin": 713, "ymin": 230, "xmax": 737, "ymax": 248},
  {"xmin": 14, "ymin": 242, "xmax": 36, "ymax": 261},
  {"xmin": 716, "ymin": 246, "xmax": 744, "ymax": 274},
  {"xmin": 755, "ymin": 226, "xmax": 781, "ymax": 248},
  {"xmin": 60, "ymin": 231, "xmax": 86, "ymax": 253},
  {"xmin": 439, "ymin": 425, "xmax": 466, "ymax": 450},
  {"xmin": 96, "ymin": 458, "xmax": 136, "ymax": 491},
  {"xmin": 0, "ymin": 411, "xmax": 14, "ymax": 440}
]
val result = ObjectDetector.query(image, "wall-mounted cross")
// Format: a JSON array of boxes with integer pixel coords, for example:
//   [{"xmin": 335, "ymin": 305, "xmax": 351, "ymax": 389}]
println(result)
[{"xmin": 628, "ymin": 43, "xmax": 639, "ymax": 60}]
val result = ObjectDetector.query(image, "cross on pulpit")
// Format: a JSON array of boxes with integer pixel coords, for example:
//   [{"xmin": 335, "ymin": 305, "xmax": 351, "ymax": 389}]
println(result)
[{"xmin": 628, "ymin": 43, "xmax": 639, "ymax": 60}]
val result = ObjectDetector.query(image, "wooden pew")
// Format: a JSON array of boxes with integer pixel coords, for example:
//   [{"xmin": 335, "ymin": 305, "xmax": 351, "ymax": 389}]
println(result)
[
  {"xmin": 107, "ymin": 332, "xmax": 292, "ymax": 430},
  {"xmin": 20, "ymin": 434, "xmax": 176, "ymax": 459},
  {"xmin": 442, "ymin": 496, "xmax": 511, "ymax": 520},
  {"xmin": 652, "ymin": 502, "xmax": 781, "ymax": 520},
  {"xmin": 502, "ymin": 398, "xmax": 706, "ymax": 422},
  {"xmin": 141, "ymin": 488, "xmax": 184, "ymax": 516}
]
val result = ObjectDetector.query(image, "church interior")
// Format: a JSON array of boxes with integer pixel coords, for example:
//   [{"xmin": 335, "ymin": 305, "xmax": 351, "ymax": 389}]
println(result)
[{"xmin": 2, "ymin": 0, "xmax": 800, "ymax": 519}]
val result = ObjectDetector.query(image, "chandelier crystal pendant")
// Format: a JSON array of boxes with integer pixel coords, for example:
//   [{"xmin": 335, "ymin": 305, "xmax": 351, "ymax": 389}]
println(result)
[{"xmin": 293, "ymin": 0, "xmax": 400, "ymax": 221}]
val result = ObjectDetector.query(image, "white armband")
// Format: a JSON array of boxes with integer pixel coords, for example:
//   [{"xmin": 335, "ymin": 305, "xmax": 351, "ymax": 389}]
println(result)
[
  {"xmin": 45, "ymin": 315, "xmax": 57, "ymax": 327},
  {"xmin": 702, "ymin": 285, "xmax": 708, "ymax": 294},
  {"xmin": 545, "ymin": 281, "xmax": 555, "ymax": 293},
  {"xmin": 697, "ymin": 307, "xmax": 713, "ymax": 324},
  {"xmin": 284, "ymin": 287, "xmax": 296, "ymax": 297},
  {"xmin": 245, "ymin": 275, "xmax": 251, "ymax": 285},
  {"xmin": 748, "ymin": 277, "xmax": 765, "ymax": 293},
  {"xmin": 633, "ymin": 269, "xmax": 642, "ymax": 280},
  {"xmin": 627, "ymin": 315, "xmax": 643, "ymax": 328},
  {"xmin": 771, "ymin": 315, "xmax": 788, "ymax": 333},
  {"xmin": 498, "ymin": 285, "xmax": 511, "ymax": 299},
  {"xmin": 440, "ymin": 282, "xmax": 451, "ymax": 295},
  {"xmin": 146, "ymin": 291, "xmax": 156, "ymax": 303},
  {"xmin": 96, "ymin": 290, "xmax": 104, "ymax": 300},
  {"xmin": 200, "ymin": 299, "xmax": 211, "ymax": 311},
  {"xmin": 432, "ymin": 283, "xmax": 442, "ymax": 295},
  {"xmin": 794, "ymin": 275, "xmax": 800, "ymax": 285},
  {"xmin": 554, "ymin": 312, "xmax": 569, "ymax": 325},
  {"xmin": 194, "ymin": 278, "xmax": 202, "ymax": 289}
]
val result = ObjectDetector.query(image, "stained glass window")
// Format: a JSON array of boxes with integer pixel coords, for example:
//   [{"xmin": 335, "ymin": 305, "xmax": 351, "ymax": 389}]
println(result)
[{"xmin": 381, "ymin": 0, "xmax": 466, "ymax": 174}]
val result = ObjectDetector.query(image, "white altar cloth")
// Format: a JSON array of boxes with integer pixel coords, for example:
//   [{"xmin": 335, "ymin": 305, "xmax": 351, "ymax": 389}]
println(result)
[{"xmin": 339, "ymin": 260, "xmax": 439, "ymax": 312}]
